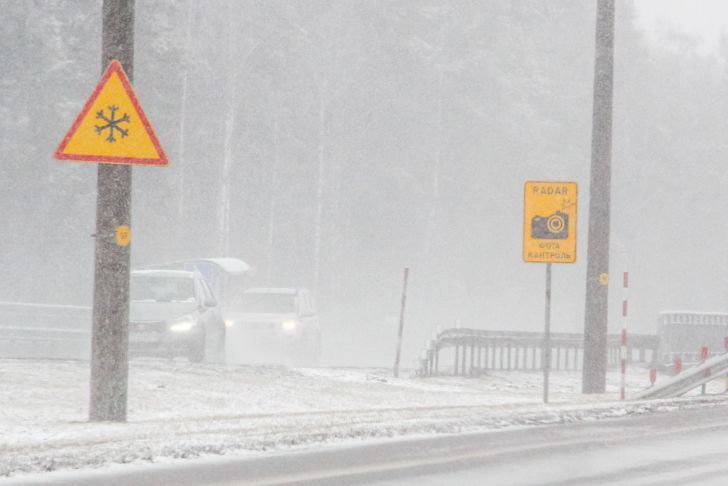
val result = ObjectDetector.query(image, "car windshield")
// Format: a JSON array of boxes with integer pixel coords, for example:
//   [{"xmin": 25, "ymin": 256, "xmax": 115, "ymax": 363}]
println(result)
[
  {"xmin": 130, "ymin": 276, "xmax": 195, "ymax": 303},
  {"xmin": 239, "ymin": 293, "xmax": 295, "ymax": 313}
]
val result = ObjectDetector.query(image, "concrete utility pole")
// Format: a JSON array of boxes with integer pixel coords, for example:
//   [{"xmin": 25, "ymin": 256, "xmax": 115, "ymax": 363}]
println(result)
[
  {"xmin": 582, "ymin": 0, "xmax": 615, "ymax": 394},
  {"xmin": 89, "ymin": 0, "xmax": 135, "ymax": 422}
]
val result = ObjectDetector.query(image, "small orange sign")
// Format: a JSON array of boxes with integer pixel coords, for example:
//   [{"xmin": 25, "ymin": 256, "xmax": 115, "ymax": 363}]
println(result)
[
  {"xmin": 115, "ymin": 225, "xmax": 131, "ymax": 247},
  {"xmin": 55, "ymin": 60, "xmax": 168, "ymax": 166},
  {"xmin": 523, "ymin": 181, "xmax": 577, "ymax": 263}
]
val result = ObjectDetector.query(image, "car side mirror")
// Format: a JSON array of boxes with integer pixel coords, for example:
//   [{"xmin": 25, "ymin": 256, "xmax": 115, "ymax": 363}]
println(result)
[{"xmin": 203, "ymin": 297, "xmax": 218, "ymax": 308}]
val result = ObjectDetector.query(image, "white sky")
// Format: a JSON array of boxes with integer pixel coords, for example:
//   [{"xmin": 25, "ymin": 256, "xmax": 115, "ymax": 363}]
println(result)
[{"xmin": 635, "ymin": 0, "xmax": 728, "ymax": 55}]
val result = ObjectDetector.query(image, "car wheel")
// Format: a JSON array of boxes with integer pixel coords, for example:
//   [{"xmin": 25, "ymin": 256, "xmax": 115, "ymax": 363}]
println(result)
[
  {"xmin": 308, "ymin": 330, "xmax": 322, "ymax": 366},
  {"xmin": 189, "ymin": 330, "xmax": 205, "ymax": 363},
  {"xmin": 293, "ymin": 330, "xmax": 321, "ymax": 367},
  {"xmin": 212, "ymin": 326, "xmax": 226, "ymax": 363}
]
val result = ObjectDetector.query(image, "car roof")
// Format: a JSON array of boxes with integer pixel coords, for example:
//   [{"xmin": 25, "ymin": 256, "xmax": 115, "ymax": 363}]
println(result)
[
  {"xmin": 197, "ymin": 258, "xmax": 251, "ymax": 275},
  {"xmin": 244, "ymin": 288, "xmax": 300, "ymax": 295},
  {"xmin": 131, "ymin": 269, "xmax": 196, "ymax": 279},
  {"xmin": 143, "ymin": 258, "xmax": 251, "ymax": 275}
]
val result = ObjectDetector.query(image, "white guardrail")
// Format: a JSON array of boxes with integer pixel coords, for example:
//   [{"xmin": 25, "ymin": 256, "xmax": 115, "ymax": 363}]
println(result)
[{"xmin": 0, "ymin": 301, "xmax": 91, "ymax": 359}]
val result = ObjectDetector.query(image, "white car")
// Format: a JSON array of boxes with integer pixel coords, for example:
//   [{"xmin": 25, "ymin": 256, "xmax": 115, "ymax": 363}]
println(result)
[
  {"xmin": 224, "ymin": 288, "xmax": 321, "ymax": 365},
  {"xmin": 128, "ymin": 270, "xmax": 226, "ymax": 362}
]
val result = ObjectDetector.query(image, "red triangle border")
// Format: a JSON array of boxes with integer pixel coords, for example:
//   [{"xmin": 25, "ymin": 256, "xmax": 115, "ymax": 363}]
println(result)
[{"xmin": 54, "ymin": 60, "xmax": 169, "ymax": 166}]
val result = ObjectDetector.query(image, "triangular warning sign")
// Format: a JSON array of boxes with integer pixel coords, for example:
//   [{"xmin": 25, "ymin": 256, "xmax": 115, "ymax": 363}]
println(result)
[{"xmin": 55, "ymin": 60, "xmax": 168, "ymax": 166}]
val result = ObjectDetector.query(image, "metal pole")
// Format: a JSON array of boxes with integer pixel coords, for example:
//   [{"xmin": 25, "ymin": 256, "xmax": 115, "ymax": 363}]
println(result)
[
  {"xmin": 583, "ymin": 0, "xmax": 615, "ymax": 394},
  {"xmin": 393, "ymin": 268, "xmax": 410, "ymax": 378},
  {"xmin": 544, "ymin": 263, "xmax": 552, "ymax": 404},
  {"xmin": 89, "ymin": 0, "xmax": 135, "ymax": 422},
  {"xmin": 620, "ymin": 271, "xmax": 628, "ymax": 400}
]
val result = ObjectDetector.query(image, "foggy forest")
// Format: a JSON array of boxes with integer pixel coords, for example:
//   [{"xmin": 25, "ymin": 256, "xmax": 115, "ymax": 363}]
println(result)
[{"xmin": 3, "ymin": 0, "xmax": 727, "ymax": 366}]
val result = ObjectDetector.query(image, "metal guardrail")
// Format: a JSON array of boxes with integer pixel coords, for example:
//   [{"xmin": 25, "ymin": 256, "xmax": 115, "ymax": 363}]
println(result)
[
  {"xmin": 0, "ymin": 301, "xmax": 91, "ymax": 359},
  {"xmin": 415, "ymin": 328, "xmax": 660, "ymax": 377},
  {"xmin": 635, "ymin": 351, "xmax": 728, "ymax": 399}
]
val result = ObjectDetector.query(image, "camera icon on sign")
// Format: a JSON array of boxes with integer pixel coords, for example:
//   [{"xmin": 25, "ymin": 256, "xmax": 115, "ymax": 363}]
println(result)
[{"xmin": 531, "ymin": 211, "xmax": 568, "ymax": 240}]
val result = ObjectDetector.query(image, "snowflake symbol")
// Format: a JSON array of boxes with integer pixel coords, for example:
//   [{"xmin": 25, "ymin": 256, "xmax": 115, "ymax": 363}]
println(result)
[{"xmin": 94, "ymin": 105, "xmax": 130, "ymax": 143}]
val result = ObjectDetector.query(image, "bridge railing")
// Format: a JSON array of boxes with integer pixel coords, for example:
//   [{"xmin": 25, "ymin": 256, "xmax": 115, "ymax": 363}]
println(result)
[
  {"xmin": 0, "ymin": 301, "xmax": 91, "ymax": 359},
  {"xmin": 415, "ymin": 328, "xmax": 659, "ymax": 377}
]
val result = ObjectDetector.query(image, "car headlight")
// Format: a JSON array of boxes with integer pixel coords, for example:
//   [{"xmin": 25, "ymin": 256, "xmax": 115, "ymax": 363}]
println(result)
[
  {"xmin": 169, "ymin": 316, "xmax": 197, "ymax": 332},
  {"xmin": 225, "ymin": 319, "xmax": 235, "ymax": 328},
  {"xmin": 281, "ymin": 319, "xmax": 298, "ymax": 332}
]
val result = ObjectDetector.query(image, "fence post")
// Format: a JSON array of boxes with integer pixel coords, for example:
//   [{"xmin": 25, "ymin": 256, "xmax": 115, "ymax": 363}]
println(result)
[
  {"xmin": 556, "ymin": 346, "xmax": 561, "ymax": 371},
  {"xmin": 507, "ymin": 340, "xmax": 512, "ymax": 371},
  {"xmin": 460, "ymin": 341, "xmax": 468, "ymax": 376},
  {"xmin": 476, "ymin": 345, "xmax": 483, "ymax": 374},
  {"xmin": 470, "ymin": 339, "xmax": 476, "ymax": 376}
]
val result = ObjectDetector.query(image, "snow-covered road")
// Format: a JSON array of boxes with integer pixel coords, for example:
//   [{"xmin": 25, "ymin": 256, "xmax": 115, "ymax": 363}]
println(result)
[
  {"xmin": 11, "ymin": 403, "xmax": 728, "ymax": 485},
  {"xmin": 2, "ymin": 358, "xmax": 727, "ymax": 483},
  {"xmin": 372, "ymin": 405, "xmax": 728, "ymax": 486}
]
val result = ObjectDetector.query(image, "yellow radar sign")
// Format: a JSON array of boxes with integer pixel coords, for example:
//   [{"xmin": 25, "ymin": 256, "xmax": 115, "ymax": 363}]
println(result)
[{"xmin": 523, "ymin": 181, "xmax": 577, "ymax": 263}]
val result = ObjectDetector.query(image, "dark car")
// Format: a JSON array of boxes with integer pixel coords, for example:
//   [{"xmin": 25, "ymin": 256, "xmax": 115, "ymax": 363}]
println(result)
[
  {"xmin": 129, "ymin": 270, "xmax": 225, "ymax": 362},
  {"xmin": 224, "ymin": 288, "xmax": 321, "ymax": 366}
]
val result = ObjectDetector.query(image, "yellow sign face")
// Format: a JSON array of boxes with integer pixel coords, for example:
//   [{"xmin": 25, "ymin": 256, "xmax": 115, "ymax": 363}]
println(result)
[
  {"xmin": 523, "ymin": 181, "xmax": 577, "ymax": 263},
  {"xmin": 55, "ymin": 60, "xmax": 168, "ymax": 166},
  {"xmin": 115, "ymin": 225, "xmax": 131, "ymax": 247}
]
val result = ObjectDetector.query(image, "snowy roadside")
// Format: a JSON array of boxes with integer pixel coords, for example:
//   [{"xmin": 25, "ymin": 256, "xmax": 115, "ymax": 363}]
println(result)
[{"xmin": 1, "ymin": 358, "xmax": 727, "ymax": 481}]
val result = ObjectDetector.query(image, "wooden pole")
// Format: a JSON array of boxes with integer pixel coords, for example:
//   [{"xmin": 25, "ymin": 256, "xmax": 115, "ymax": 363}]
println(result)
[{"xmin": 393, "ymin": 268, "xmax": 410, "ymax": 378}]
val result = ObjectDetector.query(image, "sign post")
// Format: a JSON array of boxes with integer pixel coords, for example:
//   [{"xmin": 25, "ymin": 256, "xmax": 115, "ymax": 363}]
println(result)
[
  {"xmin": 543, "ymin": 262, "xmax": 552, "ymax": 403},
  {"xmin": 54, "ymin": 0, "xmax": 167, "ymax": 422},
  {"xmin": 524, "ymin": 181, "xmax": 578, "ymax": 403}
]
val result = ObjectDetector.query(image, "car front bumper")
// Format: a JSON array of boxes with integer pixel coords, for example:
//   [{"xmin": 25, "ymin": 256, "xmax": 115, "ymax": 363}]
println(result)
[{"xmin": 129, "ymin": 323, "xmax": 203, "ymax": 357}]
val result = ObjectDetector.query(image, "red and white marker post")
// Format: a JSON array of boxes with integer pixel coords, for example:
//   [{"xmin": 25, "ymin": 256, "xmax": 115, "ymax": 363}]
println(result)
[
  {"xmin": 701, "ymin": 345, "xmax": 709, "ymax": 395},
  {"xmin": 724, "ymin": 337, "xmax": 728, "ymax": 393},
  {"xmin": 620, "ymin": 272, "xmax": 628, "ymax": 400}
]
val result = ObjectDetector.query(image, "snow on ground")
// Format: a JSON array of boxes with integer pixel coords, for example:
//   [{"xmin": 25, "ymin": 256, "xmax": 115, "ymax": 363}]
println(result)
[{"xmin": 1, "ymin": 358, "xmax": 728, "ymax": 481}]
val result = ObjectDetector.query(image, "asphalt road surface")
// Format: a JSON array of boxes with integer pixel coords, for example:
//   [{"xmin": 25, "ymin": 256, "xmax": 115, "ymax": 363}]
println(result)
[{"xmin": 11, "ymin": 404, "xmax": 728, "ymax": 486}]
